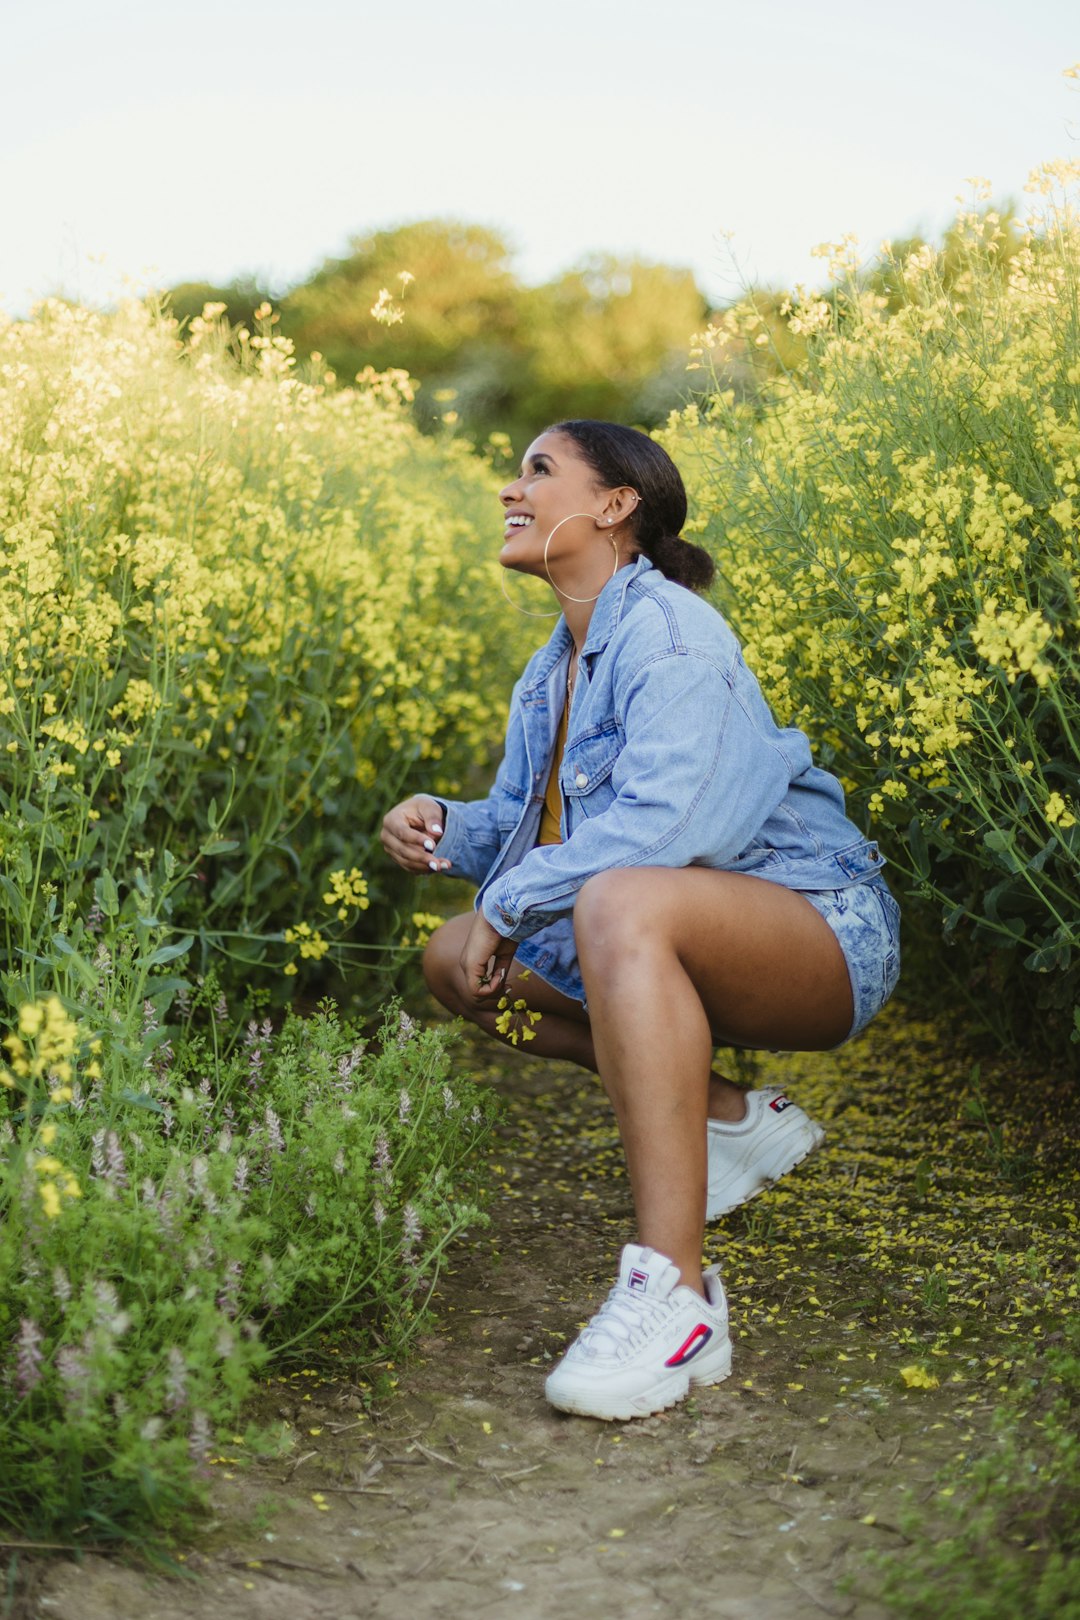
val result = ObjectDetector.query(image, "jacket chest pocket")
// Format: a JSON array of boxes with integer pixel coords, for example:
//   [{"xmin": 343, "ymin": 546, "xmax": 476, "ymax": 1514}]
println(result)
[{"xmin": 564, "ymin": 728, "xmax": 620, "ymax": 819}]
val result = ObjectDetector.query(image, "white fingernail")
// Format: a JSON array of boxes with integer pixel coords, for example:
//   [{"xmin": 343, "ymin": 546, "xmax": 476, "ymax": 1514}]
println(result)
[
  {"xmin": 432, "ymin": 823, "xmax": 443, "ymax": 836},
  {"xmin": 428, "ymin": 859, "xmax": 439, "ymax": 871},
  {"xmin": 423, "ymin": 839, "xmax": 435, "ymax": 852}
]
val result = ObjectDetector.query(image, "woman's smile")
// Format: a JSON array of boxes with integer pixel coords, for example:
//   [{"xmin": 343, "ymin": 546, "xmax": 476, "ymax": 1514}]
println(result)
[{"xmin": 503, "ymin": 510, "xmax": 535, "ymax": 540}]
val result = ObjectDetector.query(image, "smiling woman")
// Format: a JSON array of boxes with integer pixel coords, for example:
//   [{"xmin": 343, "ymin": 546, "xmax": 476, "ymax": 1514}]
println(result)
[{"xmin": 380, "ymin": 419, "xmax": 901, "ymax": 1423}]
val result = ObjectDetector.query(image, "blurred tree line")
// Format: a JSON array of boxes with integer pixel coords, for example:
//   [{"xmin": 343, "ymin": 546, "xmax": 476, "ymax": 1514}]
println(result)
[
  {"xmin": 166, "ymin": 219, "xmax": 707, "ymax": 452},
  {"xmin": 165, "ymin": 207, "xmax": 1024, "ymax": 452}
]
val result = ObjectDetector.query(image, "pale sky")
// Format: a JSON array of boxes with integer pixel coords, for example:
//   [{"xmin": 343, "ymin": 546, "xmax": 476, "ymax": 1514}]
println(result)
[{"xmin": 2, "ymin": 0, "xmax": 1077, "ymax": 314}]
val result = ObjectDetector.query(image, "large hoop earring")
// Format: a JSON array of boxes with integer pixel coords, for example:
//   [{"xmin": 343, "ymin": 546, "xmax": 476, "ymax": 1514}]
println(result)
[
  {"xmin": 543, "ymin": 513, "xmax": 621, "ymax": 605},
  {"xmin": 499, "ymin": 569, "xmax": 561, "ymax": 618}
]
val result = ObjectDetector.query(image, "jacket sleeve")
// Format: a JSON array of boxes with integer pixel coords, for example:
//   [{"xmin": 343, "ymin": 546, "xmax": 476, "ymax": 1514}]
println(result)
[
  {"xmin": 425, "ymin": 677, "xmax": 527, "ymax": 888},
  {"xmin": 479, "ymin": 648, "xmax": 799, "ymax": 941}
]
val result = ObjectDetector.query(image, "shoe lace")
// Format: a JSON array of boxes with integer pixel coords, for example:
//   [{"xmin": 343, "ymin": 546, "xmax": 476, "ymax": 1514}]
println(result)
[{"xmin": 577, "ymin": 1286, "xmax": 666, "ymax": 1357}]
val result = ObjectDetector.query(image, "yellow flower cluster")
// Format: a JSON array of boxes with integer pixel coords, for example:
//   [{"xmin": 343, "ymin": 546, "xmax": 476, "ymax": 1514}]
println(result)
[
  {"xmin": 398, "ymin": 911, "xmax": 446, "ymax": 950},
  {"xmin": 494, "ymin": 995, "xmax": 542, "ymax": 1046},
  {"xmin": 282, "ymin": 922, "xmax": 331, "ymax": 971},
  {"xmin": 2, "ymin": 1001, "xmax": 88, "ymax": 1216},
  {"xmin": 32, "ymin": 1123, "xmax": 82, "ymax": 1219},
  {"xmin": 970, "ymin": 598, "xmax": 1054, "ymax": 686},
  {"xmin": 321, "ymin": 868, "xmax": 371, "ymax": 923},
  {"xmin": 1, "ymin": 994, "xmax": 98, "ymax": 1102}
]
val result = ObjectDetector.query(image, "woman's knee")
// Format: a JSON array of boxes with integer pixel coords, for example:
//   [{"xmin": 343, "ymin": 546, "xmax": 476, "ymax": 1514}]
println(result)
[
  {"xmin": 576, "ymin": 869, "xmax": 662, "ymax": 963},
  {"xmin": 421, "ymin": 915, "xmax": 469, "ymax": 1011}
]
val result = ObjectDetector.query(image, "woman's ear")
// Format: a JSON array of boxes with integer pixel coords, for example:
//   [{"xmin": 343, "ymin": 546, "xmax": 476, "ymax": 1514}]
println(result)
[{"xmin": 598, "ymin": 487, "xmax": 640, "ymax": 527}]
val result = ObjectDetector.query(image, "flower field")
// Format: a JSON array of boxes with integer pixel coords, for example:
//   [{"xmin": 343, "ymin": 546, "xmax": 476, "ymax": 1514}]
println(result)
[
  {"xmin": 3, "ymin": 157, "xmax": 1080, "ymax": 1558},
  {"xmin": 663, "ymin": 167, "xmax": 1080, "ymax": 1056},
  {"xmin": 0, "ymin": 299, "xmax": 527, "ymax": 1538}
]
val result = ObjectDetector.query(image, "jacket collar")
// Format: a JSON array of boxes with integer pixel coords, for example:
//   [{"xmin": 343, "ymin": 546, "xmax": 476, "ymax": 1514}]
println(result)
[
  {"xmin": 521, "ymin": 554, "xmax": 657, "ymax": 692},
  {"xmin": 582, "ymin": 552, "xmax": 655, "ymax": 660}
]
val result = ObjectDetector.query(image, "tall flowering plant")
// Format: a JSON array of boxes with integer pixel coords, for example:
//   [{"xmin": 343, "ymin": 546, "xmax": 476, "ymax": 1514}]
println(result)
[
  {"xmin": 0, "ymin": 296, "xmax": 534, "ymax": 1020},
  {"xmin": 664, "ymin": 161, "xmax": 1080, "ymax": 1054}
]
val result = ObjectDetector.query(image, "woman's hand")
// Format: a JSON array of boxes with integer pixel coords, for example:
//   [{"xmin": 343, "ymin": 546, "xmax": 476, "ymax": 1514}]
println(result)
[
  {"xmin": 460, "ymin": 911, "xmax": 516, "ymax": 1004},
  {"xmin": 380, "ymin": 795, "xmax": 452, "ymax": 875}
]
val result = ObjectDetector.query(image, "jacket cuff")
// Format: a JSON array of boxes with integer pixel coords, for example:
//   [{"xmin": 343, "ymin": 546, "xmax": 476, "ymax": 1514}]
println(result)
[
  {"xmin": 430, "ymin": 800, "xmax": 469, "ymax": 868},
  {"xmin": 480, "ymin": 885, "xmax": 532, "ymax": 942}
]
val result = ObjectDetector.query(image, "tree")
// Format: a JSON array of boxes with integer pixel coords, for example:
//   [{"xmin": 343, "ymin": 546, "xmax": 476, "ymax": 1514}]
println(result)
[
  {"xmin": 280, "ymin": 219, "xmax": 523, "ymax": 431},
  {"xmin": 160, "ymin": 276, "xmax": 275, "ymax": 334},
  {"xmin": 515, "ymin": 256, "xmax": 708, "ymax": 439}
]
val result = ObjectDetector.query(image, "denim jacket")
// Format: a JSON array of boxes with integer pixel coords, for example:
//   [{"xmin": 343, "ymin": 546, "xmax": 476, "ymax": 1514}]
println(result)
[{"xmin": 434, "ymin": 554, "xmax": 886, "ymax": 1002}]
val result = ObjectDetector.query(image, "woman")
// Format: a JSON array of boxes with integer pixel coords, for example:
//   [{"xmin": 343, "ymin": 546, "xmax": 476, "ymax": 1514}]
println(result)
[{"xmin": 381, "ymin": 421, "xmax": 900, "ymax": 1422}]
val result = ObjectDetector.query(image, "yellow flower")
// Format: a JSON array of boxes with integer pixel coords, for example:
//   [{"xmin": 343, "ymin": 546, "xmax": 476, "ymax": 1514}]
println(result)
[
  {"xmin": 18, "ymin": 1004, "xmax": 44, "ymax": 1038},
  {"xmin": 900, "ymin": 1364, "xmax": 940, "ymax": 1390},
  {"xmin": 1045, "ymin": 792, "xmax": 1076, "ymax": 828},
  {"xmin": 38, "ymin": 1181, "xmax": 62, "ymax": 1220}
]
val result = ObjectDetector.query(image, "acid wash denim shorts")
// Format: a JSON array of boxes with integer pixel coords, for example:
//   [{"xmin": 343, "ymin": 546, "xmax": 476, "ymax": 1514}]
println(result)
[{"xmin": 799, "ymin": 874, "xmax": 901, "ymax": 1045}]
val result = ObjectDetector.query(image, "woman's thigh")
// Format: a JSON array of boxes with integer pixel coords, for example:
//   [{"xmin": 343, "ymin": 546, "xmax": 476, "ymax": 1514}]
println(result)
[
  {"xmin": 574, "ymin": 867, "xmax": 857, "ymax": 1053},
  {"xmin": 424, "ymin": 912, "xmax": 592, "ymax": 1026}
]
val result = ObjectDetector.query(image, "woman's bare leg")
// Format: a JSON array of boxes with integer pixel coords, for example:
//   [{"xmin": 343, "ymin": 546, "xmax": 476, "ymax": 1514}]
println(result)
[
  {"xmin": 573, "ymin": 869, "xmax": 854, "ymax": 1297},
  {"xmin": 424, "ymin": 914, "xmax": 751, "ymax": 1119},
  {"xmin": 423, "ymin": 914, "xmax": 596, "ymax": 1067}
]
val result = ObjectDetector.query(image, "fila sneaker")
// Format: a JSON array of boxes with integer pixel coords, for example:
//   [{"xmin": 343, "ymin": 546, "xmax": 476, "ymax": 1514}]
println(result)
[
  {"xmin": 706, "ymin": 1085, "xmax": 825, "ymax": 1219},
  {"xmin": 544, "ymin": 1244, "xmax": 732, "ymax": 1421}
]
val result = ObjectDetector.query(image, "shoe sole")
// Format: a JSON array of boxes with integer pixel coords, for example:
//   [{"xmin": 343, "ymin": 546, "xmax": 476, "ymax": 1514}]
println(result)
[
  {"xmin": 705, "ymin": 1118, "xmax": 826, "ymax": 1220},
  {"xmin": 546, "ymin": 1340, "xmax": 733, "ymax": 1422}
]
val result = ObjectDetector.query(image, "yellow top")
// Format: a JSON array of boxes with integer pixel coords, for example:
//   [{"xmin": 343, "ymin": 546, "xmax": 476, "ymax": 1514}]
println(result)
[{"xmin": 537, "ymin": 702, "xmax": 569, "ymax": 845}]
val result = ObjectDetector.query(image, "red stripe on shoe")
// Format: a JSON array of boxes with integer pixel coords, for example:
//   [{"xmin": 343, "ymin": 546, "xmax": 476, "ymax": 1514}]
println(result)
[{"xmin": 664, "ymin": 1323, "xmax": 713, "ymax": 1367}]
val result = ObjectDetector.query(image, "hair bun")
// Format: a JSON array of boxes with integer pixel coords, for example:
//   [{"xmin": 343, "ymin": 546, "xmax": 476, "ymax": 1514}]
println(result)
[{"xmin": 651, "ymin": 533, "xmax": 715, "ymax": 592}]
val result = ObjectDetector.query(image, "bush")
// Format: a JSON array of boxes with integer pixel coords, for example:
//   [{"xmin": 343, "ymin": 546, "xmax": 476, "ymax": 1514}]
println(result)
[
  {"xmin": 664, "ymin": 164, "xmax": 1080, "ymax": 1056},
  {"xmin": 0, "ymin": 978, "xmax": 493, "ymax": 1541},
  {"xmin": 0, "ymin": 296, "xmax": 534, "ymax": 1020}
]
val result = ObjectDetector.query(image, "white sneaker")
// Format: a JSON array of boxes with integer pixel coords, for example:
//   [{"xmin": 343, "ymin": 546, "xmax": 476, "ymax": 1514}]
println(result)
[
  {"xmin": 544, "ymin": 1244, "xmax": 732, "ymax": 1421},
  {"xmin": 706, "ymin": 1085, "xmax": 825, "ymax": 1219}
]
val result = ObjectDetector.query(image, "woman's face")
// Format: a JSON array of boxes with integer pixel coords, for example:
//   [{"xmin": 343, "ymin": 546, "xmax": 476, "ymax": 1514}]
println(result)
[{"xmin": 498, "ymin": 431, "xmax": 620, "ymax": 583}]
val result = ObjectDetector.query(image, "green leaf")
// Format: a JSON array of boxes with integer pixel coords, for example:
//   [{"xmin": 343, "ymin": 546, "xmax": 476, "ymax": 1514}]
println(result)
[
  {"xmin": 49, "ymin": 936, "xmax": 99, "ymax": 989},
  {"xmin": 144, "ymin": 975, "xmax": 192, "ymax": 1001},
  {"xmin": 0, "ymin": 874, "xmax": 24, "ymax": 913},
  {"xmin": 983, "ymin": 828, "xmax": 1021, "ymax": 872},
  {"xmin": 1027, "ymin": 837, "xmax": 1058, "ymax": 874},
  {"xmin": 943, "ymin": 903, "xmax": 968, "ymax": 937},
  {"xmin": 98, "ymin": 868, "xmax": 120, "ymax": 919},
  {"xmin": 119, "ymin": 1088, "xmax": 165, "ymax": 1115},
  {"xmin": 144, "ymin": 935, "xmax": 194, "ymax": 967},
  {"xmin": 1024, "ymin": 940, "xmax": 1072, "ymax": 973},
  {"xmin": 202, "ymin": 839, "xmax": 239, "ymax": 856},
  {"xmin": 907, "ymin": 816, "xmax": 930, "ymax": 882}
]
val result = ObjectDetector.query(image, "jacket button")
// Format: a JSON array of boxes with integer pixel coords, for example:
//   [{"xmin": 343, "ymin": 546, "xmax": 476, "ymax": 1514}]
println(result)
[{"xmin": 574, "ymin": 772, "xmax": 588, "ymax": 788}]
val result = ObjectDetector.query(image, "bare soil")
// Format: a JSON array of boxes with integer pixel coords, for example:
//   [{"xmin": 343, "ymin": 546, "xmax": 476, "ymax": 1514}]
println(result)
[{"xmin": 23, "ymin": 1012, "xmax": 1072, "ymax": 1620}]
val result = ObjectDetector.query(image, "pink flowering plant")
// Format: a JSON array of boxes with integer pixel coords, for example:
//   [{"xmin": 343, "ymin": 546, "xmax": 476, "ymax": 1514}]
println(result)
[{"xmin": 0, "ymin": 958, "xmax": 493, "ymax": 1541}]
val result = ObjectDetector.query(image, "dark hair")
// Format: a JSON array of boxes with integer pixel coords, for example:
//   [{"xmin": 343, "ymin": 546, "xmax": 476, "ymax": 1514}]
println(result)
[{"xmin": 546, "ymin": 419, "xmax": 715, "ymax": 592}]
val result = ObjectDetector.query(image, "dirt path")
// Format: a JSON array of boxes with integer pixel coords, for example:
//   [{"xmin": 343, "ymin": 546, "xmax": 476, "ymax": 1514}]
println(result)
[{"xmin": 27, "ymin": 1007, "xmax": 1079, "ymax": 1619}]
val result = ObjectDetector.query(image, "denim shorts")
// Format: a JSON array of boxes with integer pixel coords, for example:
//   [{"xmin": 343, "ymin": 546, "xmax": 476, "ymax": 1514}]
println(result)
[{"xmin": 799, "ymin": 875, "xmax": 901, "ymax": 1045}]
